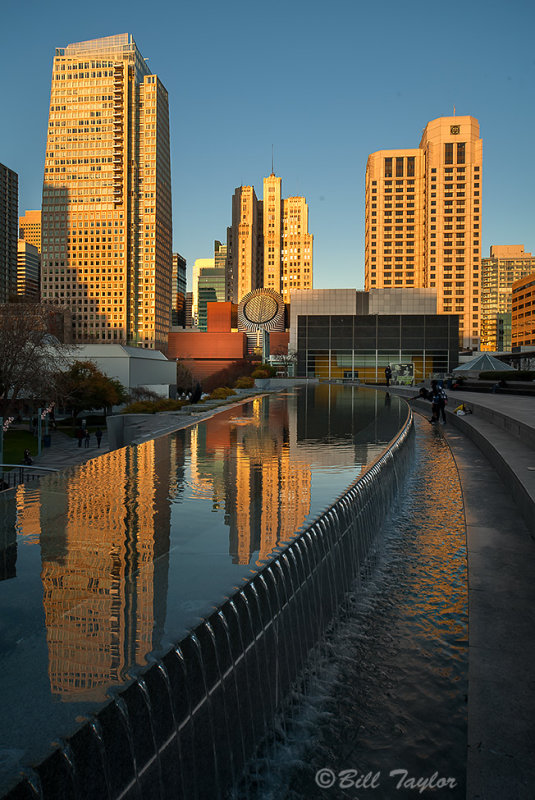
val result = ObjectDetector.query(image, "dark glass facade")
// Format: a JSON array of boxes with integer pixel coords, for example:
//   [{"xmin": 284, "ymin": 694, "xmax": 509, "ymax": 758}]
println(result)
[{"xmin": 296, "ymin": 314, "xmax": 459, "ymax": 381}]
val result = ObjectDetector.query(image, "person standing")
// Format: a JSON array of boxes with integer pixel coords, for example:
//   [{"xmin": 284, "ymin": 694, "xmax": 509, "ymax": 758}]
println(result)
[
  {"xmin": 75, "ymin": 427, "xmax": 84, "ymax": 447},
  {"xmin": 84, "ymin": 430, "xmax": 91, "ymax": 448},
  {"xmin": 95, "ymin": 427, "xmax": 103, "ymax": 448},
  {"xmin": 430, "ymin": 380, "xmax": 447, "ymax": 424},
  {"xmin": 384, "ymin": 365, "xmax": 392, "ymax": 387}
]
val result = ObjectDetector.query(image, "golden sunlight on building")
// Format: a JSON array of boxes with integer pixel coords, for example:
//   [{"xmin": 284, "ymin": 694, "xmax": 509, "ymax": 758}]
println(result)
[
  {"xmin": 228, "ymin": 174, "xmax": 313, "ymax": 303},
  {"xmin": 366, "ymin": 115, "xmax": 482, "ymax": 349},
  {"xmin": 19, "ymin": 210, "xmax": 42, "ymax": 253},
  {"xmin": 36, "ymin": 441, "xmax": 172, "ymax": 702},
  {"xmin": 41, "ymin": 34, "xmax": 172, "ymax": 351}
]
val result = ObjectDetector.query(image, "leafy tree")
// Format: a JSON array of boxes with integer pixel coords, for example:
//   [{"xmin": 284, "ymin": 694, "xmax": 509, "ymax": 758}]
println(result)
[
  {"xmin": 57, "ymin": 361, "xmax": 129, "ymax": 418},
  {"xmin": 0, "ymin": 302, "xmax": 71, "ymax": 417}
]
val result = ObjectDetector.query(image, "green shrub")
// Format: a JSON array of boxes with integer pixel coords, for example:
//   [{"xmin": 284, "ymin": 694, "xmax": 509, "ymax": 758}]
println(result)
[
  {"xmin": 251, "ymin": 369, "xmax": 270, "ymax": 379},
  {"xmin": 209, "ymin": 387, "xmax": 236, "ymax": 400},
  {"xmin": 235, "ymin": 376, "xmax": 255, "ymax": 389},
  {"xmin": 478, "ymin": 370, "xmax": 535, "ymax": 381},
  {"xmin": 121, "ymin": 399, "xmax": 185, "ymax": 414}
]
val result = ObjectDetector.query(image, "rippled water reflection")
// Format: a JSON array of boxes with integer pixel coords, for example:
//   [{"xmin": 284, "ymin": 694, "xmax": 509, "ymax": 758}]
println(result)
[
  {"xmin": 0, "ymin": 386, "xmax": 407, "ymax": 794},
  {"xmin": 237, "ymin": 415, "xmax": 467, "ymax": 799}
]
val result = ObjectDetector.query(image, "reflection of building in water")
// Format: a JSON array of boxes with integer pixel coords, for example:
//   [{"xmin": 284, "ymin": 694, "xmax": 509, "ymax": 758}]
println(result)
[
  {"xmin": 195, "ymin": 398, "xmax": 311, "ymax": 566},
  {"xmin": 0, "ymin": 490, "xmax": 19, "ymax": 581},
  {"xmin": 38, "ymin": 439, "xmax": 173, "ymax": 702}
]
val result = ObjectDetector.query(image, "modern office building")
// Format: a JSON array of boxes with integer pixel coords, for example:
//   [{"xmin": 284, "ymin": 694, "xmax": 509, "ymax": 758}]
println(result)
[
  {"xmin": 227, "ymin": 173, "xmax": 313, "ymax": 304},
  {"xmin": 197, "ymin": 266, "xmax": 226, "ymax": 331},
  {"xmin": 17, "ymin": 240, "xmax": 41, "ymax": 299},
  {"xmin": 19, "ymin": 210, "xmax": 42, "ymax": 253},
  {"xmin": 191, "ymin": 258, "xmax": 214, "ymax": 325},
  {"xmin": 172, "ymin": 252, "xmax": 186, "ymax": 327},
  {"xmin": 0, "ymin": 162, "xmax": 18, "ymax": 303},
  {"xmin": 480, "ymin": 245, "xmax": 535, "ymax": 351},
  {"xmin": 511, "ymin": 272, "xmax": 535, "ymax": 348},
  {"xmin": 365, "ymin": 115, "xmax": 482, "ymax": 350},
  {"xmin": 41, "ymin": 34, "xmax": 172, "ymax": 350},
  {"xmin": 290, "ymin": 288, "xmax": 458, "ymax": 381}
]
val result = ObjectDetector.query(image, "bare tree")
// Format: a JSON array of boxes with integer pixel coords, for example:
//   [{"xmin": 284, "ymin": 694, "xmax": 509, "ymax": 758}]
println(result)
[{"xmin": 0, "ymin": 302, "xmax": 72, "ymax": 417}]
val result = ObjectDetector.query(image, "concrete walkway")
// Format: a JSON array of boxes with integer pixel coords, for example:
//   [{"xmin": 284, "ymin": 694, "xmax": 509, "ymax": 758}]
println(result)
[{"xmin": 389, "ymin": 387, "xmax": 535, "ymax": 799}]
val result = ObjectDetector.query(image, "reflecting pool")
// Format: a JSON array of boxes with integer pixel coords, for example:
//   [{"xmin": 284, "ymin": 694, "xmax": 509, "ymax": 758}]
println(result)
[{"xmin": 0, "ymin": 385, "xmax": 407, "ymax": 794}]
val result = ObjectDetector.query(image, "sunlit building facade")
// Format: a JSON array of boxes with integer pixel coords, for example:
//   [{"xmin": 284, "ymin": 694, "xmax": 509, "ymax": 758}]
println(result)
[
  {"xmin": 511, "ymin": 272, "xmax": 535, "ymax": 349},
  {"xmin": 17, "ymin": 240, "xmax": 41, "ymax": 299},
  {"xmin": 172, "ymin": 252, "xmax": 186, "ymax": 327},
  {"xmin": 19, "ymin": 210, "xmax": 42, "ymax": 253},
  {"xmin": 227, "ymin": 174, "xmax": 313, "ymax": 303},
  {"xmin": 41, "ymin": 34, "xmax": 172, "ymax": 350},
  {"xmin": 365, "ymin": 115, "xmax": 482, "ymax": 349},
  {"xmin": 480, "ymin": 245, "xmax": 535, "ymax": 351}
]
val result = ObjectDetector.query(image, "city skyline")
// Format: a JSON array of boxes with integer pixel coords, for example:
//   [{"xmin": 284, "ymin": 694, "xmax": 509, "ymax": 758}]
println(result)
[{"xmin": 1, "ymin": 0, "xmax": 534, "ymax": 293}]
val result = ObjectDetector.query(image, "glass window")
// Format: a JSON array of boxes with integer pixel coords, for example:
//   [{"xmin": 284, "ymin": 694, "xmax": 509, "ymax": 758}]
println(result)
[
  {"xmin": 445, "ymin": 143, "xmax": 454, "ymax": 164},
  {"xmin": 407, "ymin": 156, "xmax": 415, "ymax": 177},
  {"xmin": 457, "ymin": 143, "xmax": 465, "ymax": 164},
  {"xmin": 384, "ymin": 158, "xmax": 392, "ymax": 178},
  {"xmin": 396, "ymin": 157, "xmax": 404, "ymax": 177}
]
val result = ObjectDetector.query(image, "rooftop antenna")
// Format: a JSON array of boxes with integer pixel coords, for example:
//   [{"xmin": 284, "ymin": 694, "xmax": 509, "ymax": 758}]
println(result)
[
  {"xmin": 453, "ymin": 105, "xmax": 456, "ymax": 116},
  {"xmin": 271, "ymin": 144, "xmax": 274, "ymax": 176}
]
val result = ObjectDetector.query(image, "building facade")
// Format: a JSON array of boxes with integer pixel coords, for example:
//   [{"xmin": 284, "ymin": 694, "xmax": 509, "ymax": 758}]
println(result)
[
  {"xmin": 41, "ymin": 34, "xmax": 172, "ymax": 351},
  {"xmin": 0, "ymin": 163, "xmax": 18, "ymax": 304},
  {"xmin": 227, "ymin": 173, "xmax": 313, "ymax": 304},
  {"xmin": 17, "ymin": 240, "xmax": 41, "ymax": 299},
  {"xmin": 172, "ymin": 252, "xmax": 186, "ymax": 327},
  {"xmin": 291, "ymin": 288, "xmax": 457, "ymax": 381},
  {"xmin": 480, "ymin": 245, "xmax": 535, "ymax": 351},
  {"xmin": 365, "ymin": 115, "xmax": 482, "ymax": 350},
  {"xmin": 511, "ymin": 272, "xmax": 535, "ymax": 349},
  {"xmin": 19, "ymin": 210, "xmax": 42, "ymax": 253}
]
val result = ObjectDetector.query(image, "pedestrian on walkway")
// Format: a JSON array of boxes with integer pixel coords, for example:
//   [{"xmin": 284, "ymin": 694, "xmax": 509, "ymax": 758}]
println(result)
[
  {"xmin": 384, "ymin": 365, "xmax": 392, "ymax": 387},
  {"xmin": 75, "ymin": 427, "xmax": 84, "ymax": 447},
  {"xmin": 95, "ymin": 427, "xmax": 103, "ymax": 448},
  {"xmin": 84, "ymin": 430, "xmax": 91, "ymax": 448},
  {"xmin": 23, "ymin": 449, "xmax": 33, "ymax": 466}
]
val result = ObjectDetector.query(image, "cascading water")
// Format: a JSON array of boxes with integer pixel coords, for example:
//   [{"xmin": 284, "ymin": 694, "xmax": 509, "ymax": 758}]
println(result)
[{"xmin": 2, "ymin": 387, "xmax": 416, "ymax": 799}]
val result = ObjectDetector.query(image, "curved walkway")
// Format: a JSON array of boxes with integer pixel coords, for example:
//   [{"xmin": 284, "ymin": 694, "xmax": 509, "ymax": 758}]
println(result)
[{"xmin": 390, "ymin": 387, "xmax": 535, "ymax": 799}]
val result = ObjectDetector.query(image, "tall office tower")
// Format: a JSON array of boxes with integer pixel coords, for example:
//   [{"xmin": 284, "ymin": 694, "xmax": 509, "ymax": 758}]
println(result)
[
  {"xmin": 228, "ymin": 185, "xmax": 262, "ymax": 303},
  {"xmin": 41, "ymin": 34, "xmax": 172, "ymax": 350},
  {"xmin": 281, "ymin": 194, "xmax": 313, "ymax": 301},
  {"xmin": 227, "ymin": 174, "xmax": 313, "ymax": 304},
  {"xmin": 19, "ymin": 210, "xmax": 42, "ymax": 253},
  {"xmin": 480, "ymin": 245, "xmax": 535, "ymax": 351},
  {"xmin": 365, "ymin": 116, "xmax": 482, "ymax": 349},
  {"xmin": 198, "ymin": 265, "xmax": 226, "ymax": 331},
  {"xmin": 185, "ymin": 291, "xmax": 193, "ymax": 327},
  {"xmin": 17, "ymin": 240, "xmax": 41, "ymax": 299},
  {"xmin": 192, "ymin": 257, "xmax": 214, "ymax": 324},
  {"xmin": 0, "ymin": 163, "xmax": 18, "ymax": 303},
  {"xmin": 512, "ymin": 272, "xmax": 535, "ymax": 348},
  {"xmin": 172, "ymin": 252, "xmax": 186, "ymax": 326}
]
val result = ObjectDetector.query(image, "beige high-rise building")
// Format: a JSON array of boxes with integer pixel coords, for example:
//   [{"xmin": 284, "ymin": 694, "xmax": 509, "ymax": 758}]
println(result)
[
  {"xmin": 19, "ymin": 210, "xmax": 42, "ymax": 253},
  {"xmin": 480, "ymin": 245, "xmax": 535, "ymax": 351},
  {"xmin": 17, "ymin": 240, "xmax": 41, "ymax": 299},
  {"xmin": 366, "ymin": 115, "xmax": 482, "ymax": 349},
  {"xmin": 228, "ymin": 174, "xmax": 313, "ymax": 303},
  {"xmin": 41, "ymin": 34, "xmax": 172, "ymax": 350}
]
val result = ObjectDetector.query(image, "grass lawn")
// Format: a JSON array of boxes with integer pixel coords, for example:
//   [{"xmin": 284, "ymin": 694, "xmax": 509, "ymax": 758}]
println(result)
[{"xmin": 2, "ymin": 430, "xmax": 38, "ymax": 466}]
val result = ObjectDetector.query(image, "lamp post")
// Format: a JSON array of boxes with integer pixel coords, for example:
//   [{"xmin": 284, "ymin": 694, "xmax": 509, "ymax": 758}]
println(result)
[{"xmin": 38, "ymin": 408, "xmax": 42, "ymax": 457}]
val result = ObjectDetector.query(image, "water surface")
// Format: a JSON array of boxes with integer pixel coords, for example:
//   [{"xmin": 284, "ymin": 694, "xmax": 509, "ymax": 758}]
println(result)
[{"xmin": 0, "ymin": 386, "xmax": 406, "ymax": 794}]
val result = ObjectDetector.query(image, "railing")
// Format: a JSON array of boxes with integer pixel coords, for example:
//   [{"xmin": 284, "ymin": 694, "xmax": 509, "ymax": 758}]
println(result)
[
  {"xmin": 0, "ymin": 464, "xmax": 58, "ymax": 491},
  {"xmin": 5, "ymin": 410, "xmax": 414, "ymax": 800}
]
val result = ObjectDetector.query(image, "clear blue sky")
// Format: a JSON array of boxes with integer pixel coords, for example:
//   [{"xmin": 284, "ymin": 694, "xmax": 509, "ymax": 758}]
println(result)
[{"xmin": 2, "ymin": 0, "xmax": 534, "ymax": 290}]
